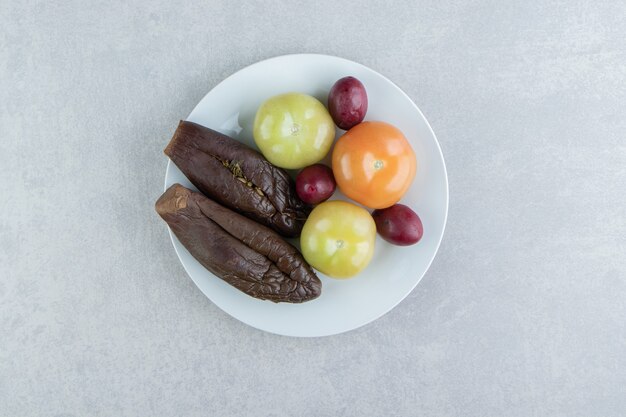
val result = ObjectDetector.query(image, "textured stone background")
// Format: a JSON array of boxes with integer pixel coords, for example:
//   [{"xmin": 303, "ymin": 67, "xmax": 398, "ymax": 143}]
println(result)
[{"xmin": 1, "ymin": 1, "xmax": 625, "ymax": 416}]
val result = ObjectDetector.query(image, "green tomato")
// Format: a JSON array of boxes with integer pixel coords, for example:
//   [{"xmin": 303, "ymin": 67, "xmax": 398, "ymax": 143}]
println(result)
[
  {"xmin": 300, "ymin": 201, "xmax": 376, "ymax": 279},
  {"xmin": 253, "ymin": 93, "xmax": 335, "ymax": 169}
]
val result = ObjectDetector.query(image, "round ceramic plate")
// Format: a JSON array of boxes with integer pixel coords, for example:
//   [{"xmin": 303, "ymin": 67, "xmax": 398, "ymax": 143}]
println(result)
[{"xmin": 164, "ymin": 54, "xmax": 448, "ymax": 337}]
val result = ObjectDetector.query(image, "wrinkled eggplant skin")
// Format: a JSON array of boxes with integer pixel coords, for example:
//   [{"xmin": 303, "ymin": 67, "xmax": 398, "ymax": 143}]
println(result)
[
  {"xmin": 164, "ymin": 121, "xmax": 310, "ymax": 237},
  {"xmin": 155, "ymin": 184, "xmax": 321, "ymax": 303}
]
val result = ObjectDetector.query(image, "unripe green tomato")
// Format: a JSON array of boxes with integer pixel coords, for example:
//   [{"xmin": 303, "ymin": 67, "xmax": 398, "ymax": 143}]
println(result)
[
  {"xmin": 253, "ymin": 93, "xmax": 335, "ymax": 169},
  {"xmin": 300, "ymin": 201, "xmax": 376, "ymax": 279}
]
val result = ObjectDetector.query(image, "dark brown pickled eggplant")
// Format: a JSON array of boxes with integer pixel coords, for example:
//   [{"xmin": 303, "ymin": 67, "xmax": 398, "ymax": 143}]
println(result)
[
  {"xmin": 155, "ymin": 184, "xmax": 321, "ymax": 303},
  {"xmin": 164, "ymin": 120, "xmax": 310, "ymax": 237}
]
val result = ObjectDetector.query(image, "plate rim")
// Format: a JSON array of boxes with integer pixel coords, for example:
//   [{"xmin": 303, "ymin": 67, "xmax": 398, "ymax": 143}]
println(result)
[{"xmin": 163, "ymin": 53, "xmax": 449, "ymax": 337}]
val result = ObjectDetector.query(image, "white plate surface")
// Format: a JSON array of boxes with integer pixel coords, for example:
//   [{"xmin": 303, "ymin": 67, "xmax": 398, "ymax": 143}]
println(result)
[{"xmin": 164, "ymin": 54, "xmax": 448, "ymax": 337}]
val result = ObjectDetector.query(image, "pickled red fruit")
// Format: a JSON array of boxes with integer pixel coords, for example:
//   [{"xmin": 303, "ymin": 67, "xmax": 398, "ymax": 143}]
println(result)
[
  {"xmin": 296, "ymin": 164, "xmax": 336, "ymax": 205},
  {"xmin": 328, "ymin": 76, "xmax": 368, "ymax": 130},
  {"xmin": 372, "ymin": 204, "xmax": 423, "ymax": 246}
]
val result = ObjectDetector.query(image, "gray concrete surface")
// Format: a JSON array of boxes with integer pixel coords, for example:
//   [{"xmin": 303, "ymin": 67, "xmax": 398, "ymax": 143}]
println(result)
[{"xmin": 1, "ymin": 1, "xmax": 625, "ymax": 416}]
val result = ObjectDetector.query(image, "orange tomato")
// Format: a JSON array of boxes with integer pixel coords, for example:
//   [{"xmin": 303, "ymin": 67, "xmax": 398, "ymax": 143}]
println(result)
[{"xmin": 331, "ymin": 121, "xmax": 416, "ymax": 209}]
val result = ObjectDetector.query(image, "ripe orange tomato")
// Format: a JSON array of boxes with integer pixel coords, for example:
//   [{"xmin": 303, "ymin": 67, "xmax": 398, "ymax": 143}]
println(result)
[{"xmin": 332, "ymin": 121, "xmax": 416, "ymax": 209}]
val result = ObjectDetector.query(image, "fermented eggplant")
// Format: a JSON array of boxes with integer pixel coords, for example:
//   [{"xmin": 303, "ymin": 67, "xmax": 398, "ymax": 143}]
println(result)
[
  {"xmin": 155, "ymin": 184, "xmax": 321, "ymax": 303},
  {"xmin": 164, "ymin": 121, "xmax": 310, "ymax": 237}
]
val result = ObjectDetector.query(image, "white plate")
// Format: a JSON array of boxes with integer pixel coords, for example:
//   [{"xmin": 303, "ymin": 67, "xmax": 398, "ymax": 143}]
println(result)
[{"xmin": 164, "ymin": 54, "xmax": 448, "ymax": 337}]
